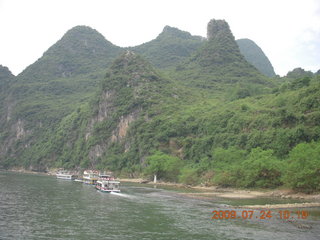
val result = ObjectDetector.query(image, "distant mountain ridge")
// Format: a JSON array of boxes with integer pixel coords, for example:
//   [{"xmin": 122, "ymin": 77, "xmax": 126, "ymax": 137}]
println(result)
[
  {"xmin": 237, "ymin": 38, "xmax": 276, "ymax": 77},
  {"xmin": 131, "ymin": 25, "xmax": 204, "ymax": 68},
  {"xmin": 5, "ymin": 25, "xmax": 277, "ymax": 81}
]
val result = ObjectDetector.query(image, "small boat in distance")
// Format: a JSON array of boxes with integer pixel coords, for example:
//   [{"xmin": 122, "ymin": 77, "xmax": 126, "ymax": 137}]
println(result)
[
  {"xmin": 56, "ymin": 171, "xmax": 77, "ymax": 180},
  {"xmin": 95, "ymin": 175, "xmax": 120, "ymax": 193}
]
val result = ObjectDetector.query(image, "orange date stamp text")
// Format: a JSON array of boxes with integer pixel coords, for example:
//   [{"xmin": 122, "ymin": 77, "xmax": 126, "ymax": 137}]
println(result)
[{"xmin": 211, "ymin": 210, "xmax": 309, "ymax": 220}]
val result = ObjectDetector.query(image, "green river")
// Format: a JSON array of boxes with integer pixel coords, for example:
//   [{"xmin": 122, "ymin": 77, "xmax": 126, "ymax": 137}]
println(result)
[{"xmin": 0, "ymin": 171, "xmax": 319, "ymax": 239}]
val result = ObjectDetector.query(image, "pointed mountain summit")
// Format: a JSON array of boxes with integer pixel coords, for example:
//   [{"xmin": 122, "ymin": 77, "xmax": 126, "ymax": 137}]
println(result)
[
  {"xmin": 19, "ymin": 25, "xmax": 121, "ymax": 81},
  {"xmin": 195, "ymin": 19, "xmax": 254, "ymax": 68},
  {"xmin": 237, "ymin": 38, "xmax": 276, "ymax": 77},
  {"xmin": 174, "ymin": 19, "xmax": 270, "ymax": 91},
  {"xmin": 132, "ymin": 26, "xmax": 203, "ymax": 68}
]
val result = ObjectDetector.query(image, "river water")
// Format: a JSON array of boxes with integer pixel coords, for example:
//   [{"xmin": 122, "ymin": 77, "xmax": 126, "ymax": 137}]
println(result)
[{"xmin": 0, "ymin": 171, "xmax": 319, "ymax": 240}]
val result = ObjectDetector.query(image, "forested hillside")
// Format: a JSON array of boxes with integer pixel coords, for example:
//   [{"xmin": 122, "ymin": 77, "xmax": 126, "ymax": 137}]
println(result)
[{"xmin": 0, "ymin": 19, "xmax": 319, "ymax": 192}]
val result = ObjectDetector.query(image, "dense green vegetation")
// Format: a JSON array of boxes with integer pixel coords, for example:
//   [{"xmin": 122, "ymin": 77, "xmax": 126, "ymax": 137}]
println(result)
[
  {"xmin": 134, "ymin": 74, "xmax": 320, "ymax": 192},
  {"xmin": 0, "ymin": 19, "xmax": 319, "ymax": 193}
]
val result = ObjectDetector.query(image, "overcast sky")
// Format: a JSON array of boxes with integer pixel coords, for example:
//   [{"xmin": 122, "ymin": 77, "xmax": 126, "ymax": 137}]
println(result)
[{"xmin": 0, "ymin": 0, "xmax": 319, "ymax": 76}]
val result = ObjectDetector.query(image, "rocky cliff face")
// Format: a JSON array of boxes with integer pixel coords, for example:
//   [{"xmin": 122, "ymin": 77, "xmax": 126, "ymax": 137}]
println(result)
[
  {"xmin": 33, "ymin": 51, "xmax": 171, "ymax": 170},
  {"xmin": 75, "ymin": 51, "xmax": 166, "ymax": 168}
]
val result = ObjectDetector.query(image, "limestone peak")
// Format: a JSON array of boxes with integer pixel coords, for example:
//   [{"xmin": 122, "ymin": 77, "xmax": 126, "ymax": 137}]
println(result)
[{"xmin": 207, "ymin": 19, "xmax": 234, "ymax": 41}]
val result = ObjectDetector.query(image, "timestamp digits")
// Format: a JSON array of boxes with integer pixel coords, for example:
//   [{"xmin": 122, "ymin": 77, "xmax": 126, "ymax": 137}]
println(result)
[{"xmin": 211, "ymin": 210, "xmax": 309, "ymax": 220}]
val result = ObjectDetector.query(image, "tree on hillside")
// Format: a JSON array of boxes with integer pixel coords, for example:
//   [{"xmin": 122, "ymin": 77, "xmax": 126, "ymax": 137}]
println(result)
[
  {"xmin": 284, "ymin": 141, "xmax": 320, "ymax": 193},
  {"xmin": 144, "ymin": 151, "xmax": 183, "ymax": 183}
]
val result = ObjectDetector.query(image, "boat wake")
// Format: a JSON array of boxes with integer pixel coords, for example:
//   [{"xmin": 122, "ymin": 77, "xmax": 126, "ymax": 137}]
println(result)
[{"xmin": 110, "ymin": 192, "xmax": 134, "ymax": 199}]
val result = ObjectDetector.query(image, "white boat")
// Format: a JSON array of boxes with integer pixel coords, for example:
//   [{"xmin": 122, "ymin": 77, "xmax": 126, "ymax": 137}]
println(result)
[
  {"xmin": 82, "ymin": 170, "xmax": 99, "ymax": 185},
  {"xmin": 56, "ymin": 172, "xmax": 77, "ymax": 180},
  {"xmin": 95, "ymin": 175, "xmax": 120, "ymax": 193}
]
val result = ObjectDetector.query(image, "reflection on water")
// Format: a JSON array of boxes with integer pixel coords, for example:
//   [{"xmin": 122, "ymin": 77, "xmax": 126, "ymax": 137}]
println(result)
[{"xmin": 0, "ymin": 171, "xmax": 319, "ymax": 240}]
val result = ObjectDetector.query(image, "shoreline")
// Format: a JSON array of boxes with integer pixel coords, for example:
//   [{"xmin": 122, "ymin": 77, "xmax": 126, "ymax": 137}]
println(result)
[
  {"xmin": 4, "ymin": 169, "xmax": 320, "ymax": 208},
  {"xmin": 5, "ymin": 167, "xmax": 52, "ymax": 176},
  {"xmin": 237, "ymin": 202, "xmax": 320, "ymax": 209},
  {"xmin": 119, "ymin": 178, "xmax": 320, "ymax": 206}
]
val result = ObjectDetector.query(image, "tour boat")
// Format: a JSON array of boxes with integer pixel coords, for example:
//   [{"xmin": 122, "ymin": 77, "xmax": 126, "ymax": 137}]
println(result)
[
  {"xmin": 56, "ymin": 171, "xmax": 77, "ymax": 180},
  {"xmin": 95, "ymin": 175, "xmax": 120, "ymax": 193},
  {"xmin": 82, "ymin": 170, "xmax": 99, "ymax": 185}
]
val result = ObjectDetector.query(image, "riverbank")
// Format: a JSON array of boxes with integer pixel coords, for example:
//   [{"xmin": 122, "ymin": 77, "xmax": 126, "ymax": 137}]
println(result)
[
  {"xmin": 238, "ymin": 202, "xmax": 320, "ymax": 209},
  {"xmin": 7, "ymin": 167, "xmax": 51, "ymax": 175},
  {"xmin": 119, "ymin": 178, "xmax": 320, "ymax": 205}
]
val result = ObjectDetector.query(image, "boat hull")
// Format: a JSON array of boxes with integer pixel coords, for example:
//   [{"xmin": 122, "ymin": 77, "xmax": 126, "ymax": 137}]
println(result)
[
  {"xmin": 56, "ymin": 174, "xmax": 76, "ymax": 180},
  {"xmin": 82, "ymin": 179, "xmax": 98, "ymax": 185},
  {"xmin": 95, "ymin": 185, "xmax": 120, "ymax": 193}
]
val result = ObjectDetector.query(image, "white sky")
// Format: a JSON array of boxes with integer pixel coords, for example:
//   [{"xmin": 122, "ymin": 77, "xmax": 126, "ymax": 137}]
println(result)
[{"xmin": 0, "ymin": 0, "xmax": 319, "ymax": 76}]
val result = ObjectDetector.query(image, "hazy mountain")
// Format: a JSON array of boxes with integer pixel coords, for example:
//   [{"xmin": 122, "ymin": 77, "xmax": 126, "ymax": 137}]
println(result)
[{"xmin": 237, "ymin": 38, "xmax": 276, "ymax": 77}]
